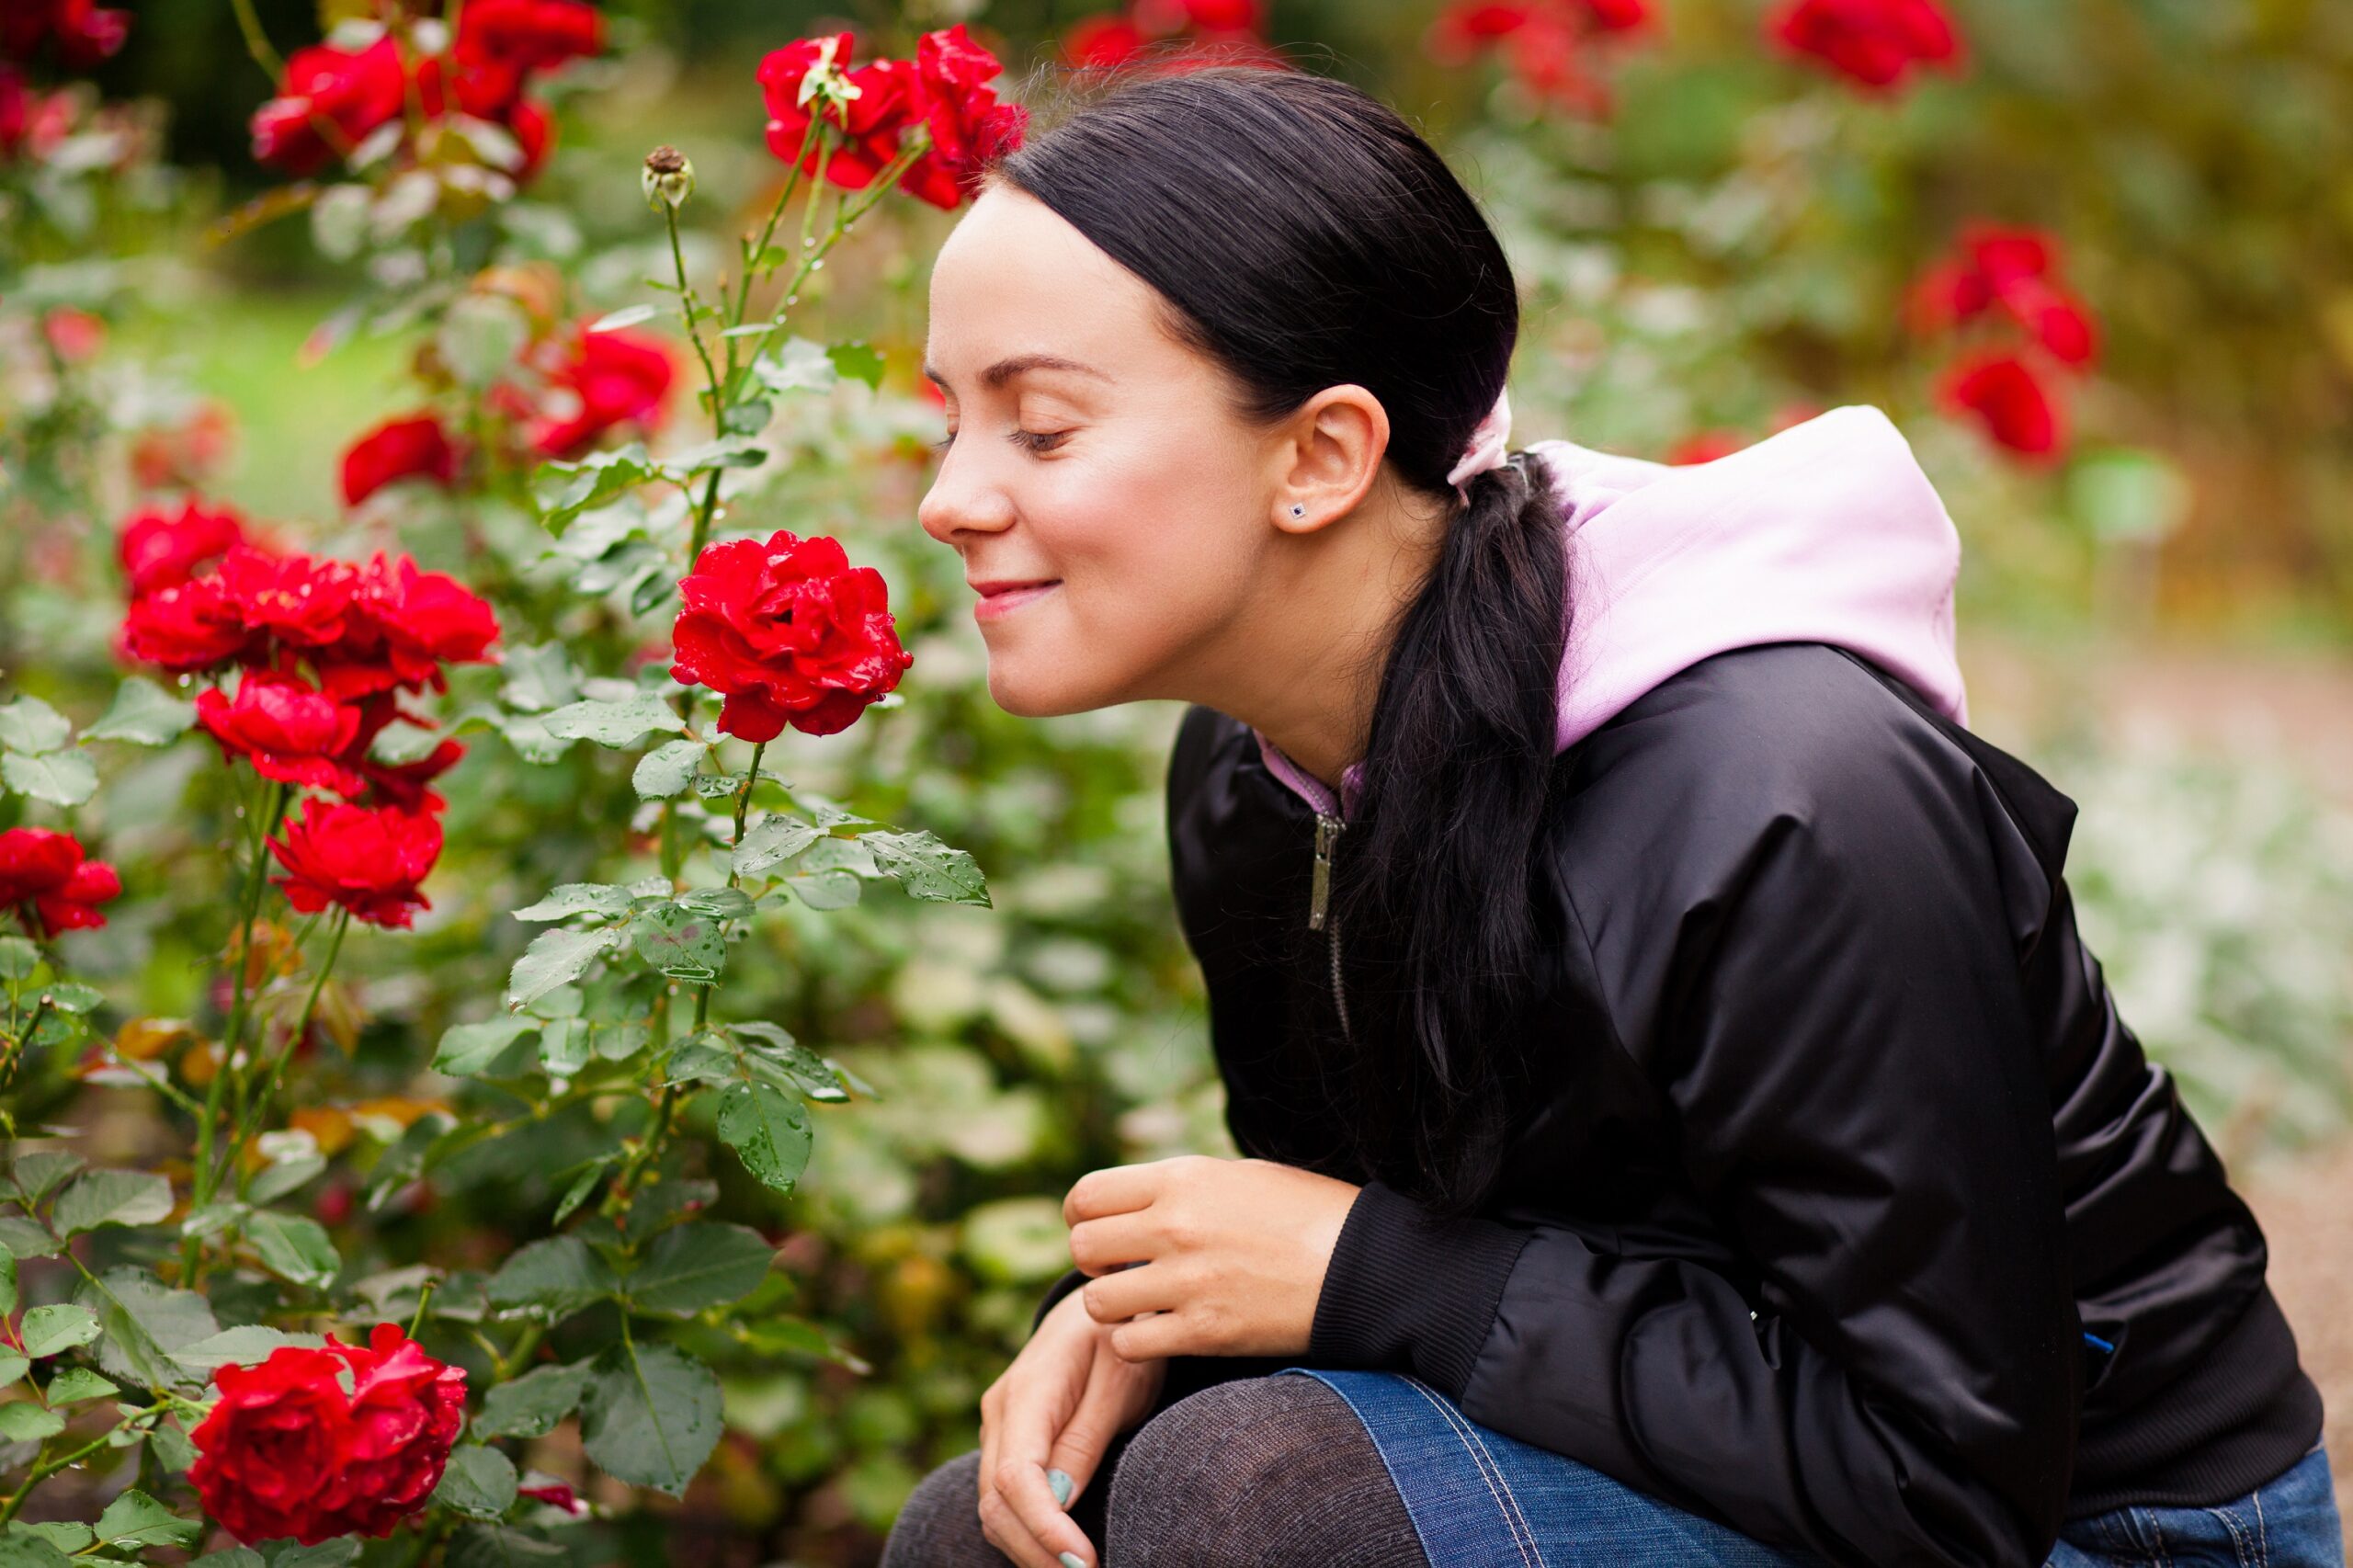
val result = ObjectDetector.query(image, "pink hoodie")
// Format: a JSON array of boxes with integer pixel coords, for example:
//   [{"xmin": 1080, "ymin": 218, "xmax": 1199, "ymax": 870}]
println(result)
[{"xmin": 1254, "ymin": 403, "xmax": 1972, "ymax": 820}]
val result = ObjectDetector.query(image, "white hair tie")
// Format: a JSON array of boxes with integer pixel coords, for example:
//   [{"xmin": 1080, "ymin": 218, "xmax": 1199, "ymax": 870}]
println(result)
[{"xmin": 1446, "ymin": 386, "xmax": 1514, "ymax": 504}]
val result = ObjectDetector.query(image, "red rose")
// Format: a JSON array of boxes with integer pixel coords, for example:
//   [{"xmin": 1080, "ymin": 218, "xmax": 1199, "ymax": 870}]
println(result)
[
  {"xmin": 1063, "ymin": 16, "xmax": 1147, "ymax": 67},
  {"xmin": 190, "ymin": 1324, "xmax": 466, "ymax": 1547},
  {"xmin": 1938, "ymin": 349, "xmax": 2064, "ymax": 460},
  {"xmin": 217, "ymin": 547, "xmax": 358, "ymax": 652},
  {"xmin": 757, "ymin": 35, "xmax": 931, "ymax": 191},
  {"xmin": 1579, "ymin": 0, "xmax": 1652, "ymax": 32},
  {"xmin": 345, "ymin": 551, "xmax": 501, "ymax": 692},
  {"xmin": 268, "ymin": 800, "xmax": 442, "ymax": 928},
  {"xmin": 1907, "ymin": 222, "xmax": 2100, "ymax": 371},
  {"xmin": 117, "ymin": 496, "xmax": 248, "ymax": 596},
  {"xmin": 455, "ymin": 0, "xmax": 602, "ymax": 75},
  {"xmin": 0, "ymin": 827, "xmax": 120, "ymax": 938},
  {"xmin": 1767, "ymin": 0, "xmax": 1962, "ymax": 93},
  {"xmin": 669, "ymin": 529, "xmax": 914, "ymax": 742},
  {"xmin": 196, "ymin": 674, "xmax": 369, "ymax": 796},
  {"xmin": 506, "ymin": 94, "xmax": 555, "ymax": 179},
  {"xmin": 0, "ymin": 0, "xmax": 129, "ymax": 70},
  {"xmin": 119, "ymin": 573, "xmax": 250, "ymax": 672},
  {"xmin": 357, "ymin": 736, "xmax": 465, "ymax": 815},
  {"xmin": 903, "ymin": 26, "xmax": 1026, "ymax": 211},
  {"xmin": 250, "ymin": 35, "xmax": 406, "ymax": 176},
  {"xmin": 524, "ymin": 324, "xmax": 675, "ymax": 460},
  {"xmin": 341, "ymin": 415, "xmax": 460, "ymax": 506},
  {"xmin": 1666, "ymin": 429, "xmax": 1748, "ymax": 465}
]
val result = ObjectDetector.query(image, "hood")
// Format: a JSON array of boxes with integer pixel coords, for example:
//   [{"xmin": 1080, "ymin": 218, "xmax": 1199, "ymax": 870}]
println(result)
[{"xmin": 1253, "ymin": 403, "xmax": 1971, "ymax": 820}]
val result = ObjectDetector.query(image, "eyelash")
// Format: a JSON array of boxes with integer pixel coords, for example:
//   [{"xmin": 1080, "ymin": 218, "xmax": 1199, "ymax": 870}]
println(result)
[{"xmin": 930, "ymin": 429, "xmax": 1068, "ymax": 454}]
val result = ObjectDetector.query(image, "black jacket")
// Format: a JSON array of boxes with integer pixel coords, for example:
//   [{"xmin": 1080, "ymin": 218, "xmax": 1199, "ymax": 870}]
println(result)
[{"xmin": 1033, "ymin": 642, "xmax": 2323, "ymax": 1568}]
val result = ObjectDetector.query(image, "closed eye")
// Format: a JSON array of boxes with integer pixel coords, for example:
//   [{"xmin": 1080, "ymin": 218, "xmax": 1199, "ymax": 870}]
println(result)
[{"xmin": 927, "ymin": 430, "xmax": 1070, "ymax": 454}]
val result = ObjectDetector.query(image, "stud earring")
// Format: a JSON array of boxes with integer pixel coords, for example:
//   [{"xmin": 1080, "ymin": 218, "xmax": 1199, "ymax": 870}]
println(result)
[{"xmin": 1289, "ymin": 502, "xmax": 1306, "ymax": 518}]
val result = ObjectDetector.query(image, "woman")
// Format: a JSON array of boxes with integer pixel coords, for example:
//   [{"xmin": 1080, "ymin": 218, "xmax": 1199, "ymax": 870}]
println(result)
[{"xmin": 882, "ymin": 63, "xmax": 2339, "ymax": 1568}]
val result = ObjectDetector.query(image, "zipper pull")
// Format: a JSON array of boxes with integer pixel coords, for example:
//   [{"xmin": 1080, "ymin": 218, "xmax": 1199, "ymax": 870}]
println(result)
[{"xmin": 1310, "ymin": 812, "xmax": 1343, "ymax": 931}]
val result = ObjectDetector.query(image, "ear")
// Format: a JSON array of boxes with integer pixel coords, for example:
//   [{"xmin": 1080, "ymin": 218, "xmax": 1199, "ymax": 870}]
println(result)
[{"xmin": 1271, "ymin": 384, "xmax": 1389, "ymax": 536}]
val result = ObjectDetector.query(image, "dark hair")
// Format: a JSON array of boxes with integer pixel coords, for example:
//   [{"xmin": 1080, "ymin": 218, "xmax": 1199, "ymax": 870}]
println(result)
[{"xmin": 987, "ymin": 62, "xmax": 1569, "ymax": 1215}]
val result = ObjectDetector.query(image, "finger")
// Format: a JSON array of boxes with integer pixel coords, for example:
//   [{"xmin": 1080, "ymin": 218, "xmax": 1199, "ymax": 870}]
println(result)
[
  {"xmin": 993, "ymin": 1454, "xmax": 1098, "ymax": 1568},
  {"xmin": 1080, "ymin": 1261, "xmax": 1184, "ymax": 1324},
  {"xmin": 988, "ymin": 1373, "xmax": 1085, "ymax": 1568},
  {"xmin": 1108, "ymin": 1308, "xmax": 1200, "ymax": 1362},
  {"xmin": 1063, "ymin": 1158, "xmax": 1180, "ymax": 1226},
  {"xmin": 1043, "ymin": 1347, "xmax": 1138, "ymax": 1509},
  {"xmin": 1066, "ymin": 1212, "xmax": 1156, "ymax": 1276}
]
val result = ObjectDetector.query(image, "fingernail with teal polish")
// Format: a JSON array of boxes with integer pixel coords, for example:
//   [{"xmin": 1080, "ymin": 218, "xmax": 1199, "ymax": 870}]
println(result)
[
  {"xmin": 1060, "ymin": 1555, "xmax": 1086, "ymax": 1568},
  {"xmin": 1047, "ymin": 1468, "xmax": 1074, "ymax": 1506}
]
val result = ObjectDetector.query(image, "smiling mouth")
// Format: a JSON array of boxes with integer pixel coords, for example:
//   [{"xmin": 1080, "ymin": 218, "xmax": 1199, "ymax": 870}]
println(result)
[{"xmin": 972, "ymin": 580, "xmax": 1062, "ymax": 619}]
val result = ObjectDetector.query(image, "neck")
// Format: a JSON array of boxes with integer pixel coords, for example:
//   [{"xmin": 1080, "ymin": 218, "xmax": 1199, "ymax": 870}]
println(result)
[{"xmin": 1184, "ymin": 475, "xmax": 1446, "ymax": 791}]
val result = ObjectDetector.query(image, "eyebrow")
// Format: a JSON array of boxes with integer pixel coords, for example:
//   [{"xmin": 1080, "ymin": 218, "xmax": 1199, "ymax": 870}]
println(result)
[{"xmin": 920, "ymin": 352, "xmax": 1111, "ymax": 392}]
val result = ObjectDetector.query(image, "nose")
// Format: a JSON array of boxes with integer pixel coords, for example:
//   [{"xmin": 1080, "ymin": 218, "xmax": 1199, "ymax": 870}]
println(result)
[{"xmin": 916, "ymin": 441, "xmax": 1017, "ymax": 551}]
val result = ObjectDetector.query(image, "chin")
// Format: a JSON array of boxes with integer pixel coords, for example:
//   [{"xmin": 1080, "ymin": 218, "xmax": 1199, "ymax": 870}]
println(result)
[{"xmin": 983, "ymin": 653, "xmax": 1128, "ymax": 720}]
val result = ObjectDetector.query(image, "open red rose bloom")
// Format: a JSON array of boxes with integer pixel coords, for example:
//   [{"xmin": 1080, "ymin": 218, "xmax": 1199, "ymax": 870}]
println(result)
[
  {"xmin": 189, "ymin": 1324, "xmax": 467, "ymax": 1546},
  {"xmin": 669, "ymin": 529, "xmax": 914, "ymax": 743},
  {"xmin": 0, "ymin": 826, "xmax": 120, "ymax": 938},
  {"xmin": 113, "ymin": 505, "xmax": 498, "ymax": 926}
]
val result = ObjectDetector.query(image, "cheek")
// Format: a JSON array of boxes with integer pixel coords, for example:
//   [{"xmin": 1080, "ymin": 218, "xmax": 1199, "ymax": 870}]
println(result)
[{"xmin": 991, "ymin": 458, "xmax": 1258, "ymax": 707}]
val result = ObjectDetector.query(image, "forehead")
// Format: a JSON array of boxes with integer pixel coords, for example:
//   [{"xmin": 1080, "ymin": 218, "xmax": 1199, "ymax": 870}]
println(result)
[{"xmin": 925, "ymin": 186, "xmax": 1181, "ymax": 387}]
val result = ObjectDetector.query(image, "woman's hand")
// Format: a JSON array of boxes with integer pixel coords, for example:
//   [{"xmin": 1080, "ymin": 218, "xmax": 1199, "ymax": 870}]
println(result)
[
  {"xmin": 1064, "ymin": 1154, "xmax": 1362, "ymax": 1360},
  {"xmin": 978, "ymin": 1287, "xmax": 1166, "ymax": 1568}
]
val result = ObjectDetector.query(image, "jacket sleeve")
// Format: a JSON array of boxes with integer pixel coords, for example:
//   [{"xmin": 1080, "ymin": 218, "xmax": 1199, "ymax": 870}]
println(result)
[{"xmin": 1307, "ymin": 679, "xmax": 2082, "ymax": 1568}]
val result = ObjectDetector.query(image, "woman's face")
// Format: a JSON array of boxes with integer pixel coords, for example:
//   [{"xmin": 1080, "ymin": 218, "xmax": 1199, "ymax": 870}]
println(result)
[{"xmin": 918, "ymin": 184, "xmax": 1281, "ymax": 718}]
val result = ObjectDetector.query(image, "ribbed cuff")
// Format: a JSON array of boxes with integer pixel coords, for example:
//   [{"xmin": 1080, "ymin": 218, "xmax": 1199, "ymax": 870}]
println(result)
[
  {"xmin": 1029, "ymin": 1265, "xmax": 1089, "ymax": 1337},
  {"xmin": 1307, "ymin": 1179, "xmax": 1531, "ymax": 1397}
]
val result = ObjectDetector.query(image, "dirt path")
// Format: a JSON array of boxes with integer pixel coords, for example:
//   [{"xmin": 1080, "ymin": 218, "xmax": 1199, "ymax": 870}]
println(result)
[{"xmin": 2244, "ymin": 1141, "xmax": 2353, "ymax": 1515}]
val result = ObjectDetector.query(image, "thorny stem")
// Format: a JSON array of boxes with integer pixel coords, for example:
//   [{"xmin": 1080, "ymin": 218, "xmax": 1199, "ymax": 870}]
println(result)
[
  {"xmin": 186, "ymin": 777, "xmax": 286, "ymax": 1281},
  {"xmin": 218, "ymin": 907, "xmax": 352, "ymax": 1196}
]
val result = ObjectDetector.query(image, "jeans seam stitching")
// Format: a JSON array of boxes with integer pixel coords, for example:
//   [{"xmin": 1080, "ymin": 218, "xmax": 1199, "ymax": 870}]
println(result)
[{"xmin": 1397, "ymin": 1376, "xmax": 1541, "ymax": 1568}]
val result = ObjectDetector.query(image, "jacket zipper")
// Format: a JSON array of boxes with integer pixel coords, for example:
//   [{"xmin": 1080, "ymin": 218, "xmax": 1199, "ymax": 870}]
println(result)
[{"xmin": 1311, "ymin": 811, "xmax": 1353, "ymax": 1040}]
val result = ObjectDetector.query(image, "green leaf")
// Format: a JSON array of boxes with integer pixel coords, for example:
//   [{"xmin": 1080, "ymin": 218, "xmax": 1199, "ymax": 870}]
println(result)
[
  {"xmin": 264, "ymin": 1541, "xmax": 360, "ymax": 1568},
  {"xmin": 446, "ymin": 1524, "xmax": 566, "ymax": 1567},
  {"xmin": 538, "ymin": 697, "xmax": 686, "ymax": 749},
  {"xmin": 505, "ymin": 927, "xmax": 618, "ymax": 1010},
  {"xmin": 512, "ymin": 883, "xmax": 632, "ymax": 924},
  {"xmin": 732, "ymin": 1023, "xmax": 851, "ymax": 1104},
  {"xmin": 731, "ymin": 815, "xmax": 822, "ymax": 878},
  {"xmin": 631, "ymin": 739, "xmax": 708, "ymax": 801},
  {"xmin": 675, "ymin": 886, "xmax": 753, "ymax": 920},
  {"xmin": 94, "ymin": 1489, "xmax": 202, "ymax": 1550},
  {"xmin": 497, "ymin": 643, "xmax": 581, "ymax": 714},
  {"xmin": 170, "ymin": 1325, "xmax": 321, "ymax": 1375},
  {"xmin": 247, "ymin": 1211, "xmax": 340, "ymax": 1289},
  {"xmin": 3, "ymin": 1152, "xmax": 79, "ymax": 1204},
  {"xmin": 749, "ymin": 336, "xmax": 835, "ymax": 396},
  {"xmin": 0, "ymin": 1403, "xmax": 65, "ymax": 1442},
  {"xmin": 433, "ymin": 1445, "xmax": 519, "ymax": 1519},
  {"xmin": 0, "ymin": 696, "xmax": 71, "ymax": 755},
  {"xmin": 630, "ymin": 903, "xmax": 725, "ymax": 984},
  {"xmin": 719, "ymin": 398, "xmax": 771, "ymax": 436},
  {"xmin": 531, "ymin": 444, "xmax": 664, "ymax": 528},
  {"xmin": 76, "ymin": 1267, "xmax": 219, "ymax": 1391},
  {"xmin": 44, "ymin": 1367, "xmax": 115, "ymax": 1404},
  {"xmin": 38, "ymin": 983, "xmax": 100, "ymax": 1015},
  {"xmin": 17, "ymin": 1302, "xmax": 99, "ymax": 1358},
  {"xmin": 0, "ymin": 1218, "xmax": 59, "ymax": 1258},
  {"xmin": 579, "ymin": 1340, "xmax": 722, "ymax": 1497},
  {"xmin": 550, "ymin": 1159, "xmax": 610, "ymax": 1225},
  {"xmin": 587, "ymin": 302, "xmax": 658, "ymax": 333},
  {"xmin": 7, "ymin": 1523, "xmax": 91, "ymax": 1559},
  {"xmin": 189, "ymin": 1550, "xmax": 266, "ymax": 1568},
  {"xmin": 622, "ymin": 1222, "xmax": 774, "ymax": 1317},
  {"xmin": 0, "ymin": 936, "xmax": 39, "ymax": 981},
  {"xmin": 485, "ymin": 1236, "xmax": 616, "ymax": 1323},
  {"xmin": 827, "ymin": 339, "xmax": 886, "ymax": 390},
  {"xmin": 862, "ymin": 829, "xmax": 991, "ymax": 906},
  {"xmin": 249, "ymin": 1153, "xmax": 326, "ymax": 1205},
  {"xmin": 0, "ymin": 1251, "xmax": 11, "ymax": 1317},
  {"xmin": 2, "ymin": 749, "xmax": 97, "ymax": 807},
  {"xmin": 52, "ymin": 1169, "xmax": 173, "ymax": 1236},
  {"xmin": 83, "ymin": 677, "xmax": 196, "ymax": 745},
  {"xmin": 0, "ymin": 1351, "xmax": 25, "ymax": 1385},
  {"xmin": 433, "ymin": 1017, "xmax": 541, "ymax": 1077},
  {"xmin": 664, "ymin": 436, "xmax": 767, "ymax": 475},
  {"xmin": 472, "ymin": 1360, "xmax": 592, "ymax": 1440},
  {"xmin": 786, "ymin": 869, "xmax": 862, "ymax": 910},
  {"xmin": 716, "ymin": 1083, "xmax": 813, "ymax": 1196}
]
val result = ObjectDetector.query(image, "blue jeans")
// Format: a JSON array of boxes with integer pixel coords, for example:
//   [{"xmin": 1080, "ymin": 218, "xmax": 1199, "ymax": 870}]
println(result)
[{"xmin": 1278, "ymin": 1368, "xmax": 2346, "ymax": 1567}]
